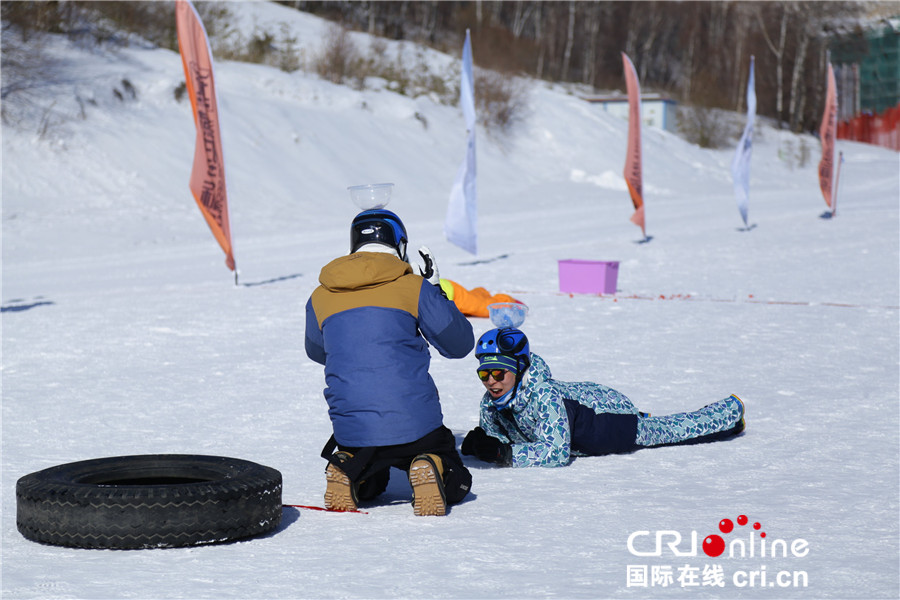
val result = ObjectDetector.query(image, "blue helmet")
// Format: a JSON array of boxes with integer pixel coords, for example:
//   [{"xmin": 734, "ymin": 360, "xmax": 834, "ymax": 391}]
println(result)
[
  {"xmin": 475, "ymin": 327, "xmax": 530, "ymax": 372},
  {"xmin": 350, "ymin": 209, "xmax": 408, "ymax": 261}
]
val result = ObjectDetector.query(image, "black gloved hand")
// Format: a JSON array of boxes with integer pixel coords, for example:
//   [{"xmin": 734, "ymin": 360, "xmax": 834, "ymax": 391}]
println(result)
[
  {"xmin": 461, "ymin": 427, "xmax": 482, "ymax": 455},
  {"xmin": 462, "ymin": 427, "xmax": 511, "ymax": 465}
]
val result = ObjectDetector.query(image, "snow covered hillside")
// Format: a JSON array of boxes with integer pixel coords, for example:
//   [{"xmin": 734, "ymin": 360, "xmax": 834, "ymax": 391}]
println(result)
[{"xmin": 2, "ymin": 2, "xmax": 898, "ymax": 598}]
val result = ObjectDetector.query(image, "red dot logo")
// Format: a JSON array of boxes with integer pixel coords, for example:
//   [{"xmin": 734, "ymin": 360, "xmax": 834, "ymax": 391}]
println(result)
[
  {"xmin": 706, "ymin": 514, "xmax": 766, "ymax": 557},
  {"xmin": 719, "ymin": 518, "xmax": 734, "ymax": 534},
  {"xmin": 703, "ymin": 534, "xmax": 726, "ymax": 557}
]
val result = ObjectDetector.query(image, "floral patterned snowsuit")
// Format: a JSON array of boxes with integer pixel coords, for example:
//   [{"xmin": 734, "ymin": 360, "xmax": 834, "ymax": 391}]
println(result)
[{"xmin": 477, "ymin": 353, "xmax": 744, "ymax": 467}]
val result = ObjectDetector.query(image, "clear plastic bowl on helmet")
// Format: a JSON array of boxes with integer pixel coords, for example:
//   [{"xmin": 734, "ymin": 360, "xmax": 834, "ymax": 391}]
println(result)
[
  {"xmin": 348, "ymin": 183, "xmax": 394, "ymax": 210},
  {"xmin": 487, "ymin": 302, "xmax": 528, "ymax": 328}
]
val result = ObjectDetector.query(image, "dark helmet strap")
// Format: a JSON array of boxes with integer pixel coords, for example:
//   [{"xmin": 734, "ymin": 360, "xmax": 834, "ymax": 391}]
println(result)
[{"xmin": 506, "ymin": 355, "xmax": 526, "ymax": 405}]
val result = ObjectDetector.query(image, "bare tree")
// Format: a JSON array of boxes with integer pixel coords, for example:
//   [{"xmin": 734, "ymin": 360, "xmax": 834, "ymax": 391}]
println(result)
[
  {"xmin": 638, "ymin": 5, "xmax": 666, "ymax": 82},
  {"xmin": 581, "ymin": 2, "xmax": 602, "ymax": 87},
  {"xmin": 534, "ymin": 1, "xmax": 545, "ymax": 79},
  {"xmin": 560, "ymin": 1, "xmax": 575, "ymax": 81},
  {"xmin": 366, "ymin": 1, "xmax": 375, "ymax": 35},
  {"xmin": 729, "ymin": 3, "xmax": 753, "ymax": 111},
  {"xmin": 511, "ymin": 0, "xmax": 536, "ymax": 39},
  {"xmin": 788, "ymin": 26, "xmax": 811, "ymax": 131},
  {"xmin": 757, "ymin": 3, "xmax": 790, "ymax": 126}
]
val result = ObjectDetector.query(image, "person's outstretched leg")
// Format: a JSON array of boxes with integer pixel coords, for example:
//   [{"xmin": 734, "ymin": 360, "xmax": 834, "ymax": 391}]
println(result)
[
  {"xmin": 635, "ymin": 394, "xmax": 744, "ymax": 447},
  {"xmin": 568, "ymin": 382, "xmax": 640, "ymax": 415}
]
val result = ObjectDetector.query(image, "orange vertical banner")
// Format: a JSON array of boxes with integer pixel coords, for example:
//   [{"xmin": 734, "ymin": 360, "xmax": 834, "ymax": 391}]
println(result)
[
  {"xmin": 818, "ymin": 62, "xmax": 837, "ymax": 213},
  {"xmin": 176, "ymin": 0, "xmax": 235, "ymax": 272},
  {"xmin": 622, "ymin": 52, "xmax": 645, "ymax": 238}
]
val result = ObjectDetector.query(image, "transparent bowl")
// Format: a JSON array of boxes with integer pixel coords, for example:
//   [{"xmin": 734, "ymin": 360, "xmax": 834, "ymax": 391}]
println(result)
[
  {"xmin": 488, "ymin": 302, "xmax": 528, "ymax": 328},
  {"xmin": 348, "ymin": 183, "xmax": 394, "ymax": 210}
]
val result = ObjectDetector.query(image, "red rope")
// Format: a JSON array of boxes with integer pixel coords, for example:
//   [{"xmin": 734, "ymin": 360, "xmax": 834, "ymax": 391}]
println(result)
[{"xmin": 283, "ymin": 504, "xmax": 368, "ymax": 514}]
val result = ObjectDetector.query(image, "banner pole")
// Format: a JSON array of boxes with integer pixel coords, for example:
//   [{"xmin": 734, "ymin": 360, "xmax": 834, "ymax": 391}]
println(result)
[{"xmin": 832, "ymin": 151, "xmax": 844, "ymax": 217}]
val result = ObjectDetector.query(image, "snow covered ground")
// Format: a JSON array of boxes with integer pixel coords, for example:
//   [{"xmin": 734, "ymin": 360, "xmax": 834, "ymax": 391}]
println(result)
[{"xmin": 2, "ymin": 2, "xmax": 898, "ymax": 598}]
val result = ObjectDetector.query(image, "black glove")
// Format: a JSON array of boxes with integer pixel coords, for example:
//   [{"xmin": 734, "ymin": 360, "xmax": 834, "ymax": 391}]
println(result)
[{"xmin": 462, "ymin": 427, "xmax": 511, "ymax": 465}]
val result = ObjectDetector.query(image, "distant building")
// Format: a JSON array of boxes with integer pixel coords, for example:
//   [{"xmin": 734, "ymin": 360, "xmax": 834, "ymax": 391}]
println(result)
[
  {"xmin": 582, "ymin": 94, "xmax": 678, "ymax": 133},
  {"xmin": 829, "ymin": 17, "xmax": 899, "ymax": 119}
]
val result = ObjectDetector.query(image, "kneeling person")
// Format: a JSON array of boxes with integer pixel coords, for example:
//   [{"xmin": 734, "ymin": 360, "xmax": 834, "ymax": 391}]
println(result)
[{"xmin": 306, "ymin": 209, "xmax": 475, "ymax": 514}]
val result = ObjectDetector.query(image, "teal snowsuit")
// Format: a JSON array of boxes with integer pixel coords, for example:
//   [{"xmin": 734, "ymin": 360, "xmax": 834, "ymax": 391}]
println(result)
[{"xmin": 477, "ymin": 353, "xmax": 744, "ymax": 467}]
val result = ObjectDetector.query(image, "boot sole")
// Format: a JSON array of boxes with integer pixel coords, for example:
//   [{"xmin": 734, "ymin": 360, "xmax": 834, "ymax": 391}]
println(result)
[
  {"xmin": 409, "ymin": 458, "xmax": 446, "ymax": 516},
  {"xmin": 730, "ymin": 394, "xmax": 746, "ymax": 435},
  {"xmin": 324, "ymin": 463, "xmax": 358, "ymax": 512}
]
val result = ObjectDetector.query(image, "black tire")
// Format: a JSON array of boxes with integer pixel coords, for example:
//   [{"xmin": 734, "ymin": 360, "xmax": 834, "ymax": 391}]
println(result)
[{"xmin": 16, "ymin": 454, "xmax": 283, "ymax": 549}]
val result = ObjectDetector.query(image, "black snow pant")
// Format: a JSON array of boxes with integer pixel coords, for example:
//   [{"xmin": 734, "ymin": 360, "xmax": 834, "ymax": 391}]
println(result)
[
  {"xmin": 321, "ymin": 425, "xmax": 472, "ymax": 504},
  {"xmin": 563, "ymin": 398, "xmax": 639, "ymax": 456}
]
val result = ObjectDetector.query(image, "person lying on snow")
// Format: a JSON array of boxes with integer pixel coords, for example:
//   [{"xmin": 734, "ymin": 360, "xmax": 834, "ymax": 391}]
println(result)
[
  {"xmin": 461, "ymin": 327, "xmax": 745, "ymax": 467},
  {"xmin": 438, "ymin": 278, "xmax": 522, "ymax": 319}
]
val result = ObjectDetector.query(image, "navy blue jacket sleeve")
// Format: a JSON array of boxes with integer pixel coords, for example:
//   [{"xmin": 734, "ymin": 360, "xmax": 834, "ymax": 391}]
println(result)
[
  {"xmin": 304, "ymin": 296, "xmax": 326, "ymax": 365},
  {"xmin": 416, "ymin": 281, "xmax": 474, "ymax": 359}
]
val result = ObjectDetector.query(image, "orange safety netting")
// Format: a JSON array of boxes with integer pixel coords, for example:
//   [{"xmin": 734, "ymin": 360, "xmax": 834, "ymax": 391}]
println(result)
[{"xmin": 837, "ymin": 104, "xmax": 900, "ymax": 151}]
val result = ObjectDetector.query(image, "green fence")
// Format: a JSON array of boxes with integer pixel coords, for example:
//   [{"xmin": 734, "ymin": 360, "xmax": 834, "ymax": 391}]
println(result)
[{"xmin": 830, "ymin": 21, "xmax": 899, "ymax": 115}]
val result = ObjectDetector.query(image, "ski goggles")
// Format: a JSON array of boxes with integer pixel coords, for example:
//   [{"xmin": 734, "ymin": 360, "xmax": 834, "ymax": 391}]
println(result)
[{"xmin": 478, "ymin": 369, "xmax": 508, "ymax": 382}]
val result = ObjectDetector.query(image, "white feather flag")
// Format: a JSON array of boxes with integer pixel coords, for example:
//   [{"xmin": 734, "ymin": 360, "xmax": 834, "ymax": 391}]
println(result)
[
  {"xmin": 445, "ymin": 29, "xmax": 477, "ymax": 254},
  {"xmin": 731, "ymin": 56, "xmax": 756, "ymax": 228}
]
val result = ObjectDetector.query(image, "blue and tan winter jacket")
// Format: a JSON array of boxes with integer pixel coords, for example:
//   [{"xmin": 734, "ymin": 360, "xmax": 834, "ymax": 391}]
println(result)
[
  {"xmin": 478, "ymin": 353, "xmax": 637, "ymax": 467},
  {"xmin": 306, "ymin": 252, "xmax": 474, "ymax": 447}
]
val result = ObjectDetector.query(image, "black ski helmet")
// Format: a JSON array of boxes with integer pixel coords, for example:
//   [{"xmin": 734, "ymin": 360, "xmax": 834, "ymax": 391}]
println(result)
[{"xmin": 350, "ymin": 209, "xmax": 408, "ymax": 261}]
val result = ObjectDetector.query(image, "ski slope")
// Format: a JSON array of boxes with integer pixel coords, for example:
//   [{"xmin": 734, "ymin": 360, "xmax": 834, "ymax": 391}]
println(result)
[{"xmin": 3, "ymin": 2, "xmax": 898, "ymax": 598}]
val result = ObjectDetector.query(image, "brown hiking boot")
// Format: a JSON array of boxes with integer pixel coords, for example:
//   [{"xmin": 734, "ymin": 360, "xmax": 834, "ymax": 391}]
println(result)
[
  {"xmin": 408, "ymin": 454, "xmax": 447, "ymax": 516},
  {"xmin": 324, "ymin": 451, "xmax": 358, "ymax": 512}
]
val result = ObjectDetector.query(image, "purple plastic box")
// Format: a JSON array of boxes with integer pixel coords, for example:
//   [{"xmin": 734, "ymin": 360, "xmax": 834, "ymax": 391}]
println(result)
[{"xmin": 558, "ymin": 260, "xmax": 619, "ymax": 294}]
